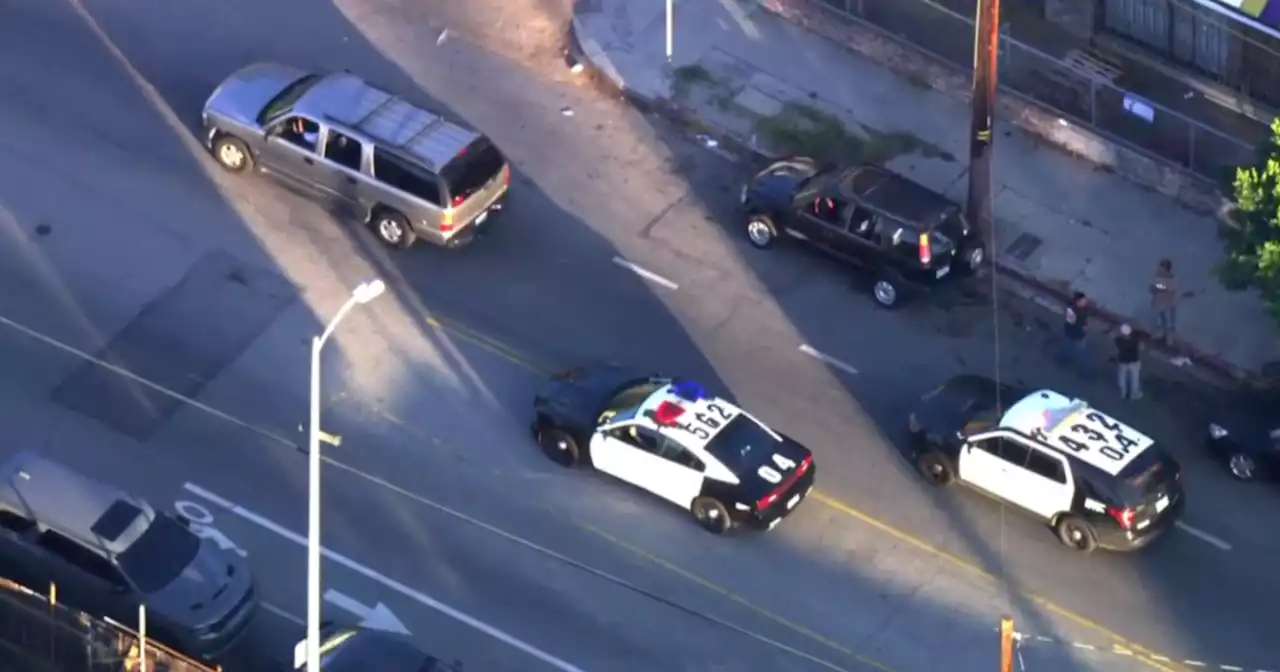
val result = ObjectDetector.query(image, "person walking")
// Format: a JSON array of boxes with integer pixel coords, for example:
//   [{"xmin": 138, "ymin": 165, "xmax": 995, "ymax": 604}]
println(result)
[
  {"xmin": 1150, "ymin": 259, "xmax": 1178, "ymax": 344},
  {"xmin": 1058, "ymin": 292, "xmax": 1091, "ymax": 374},
  {"xmin": 1114, "ymin": 324, "xmax": 1142, "ymax": 400}
]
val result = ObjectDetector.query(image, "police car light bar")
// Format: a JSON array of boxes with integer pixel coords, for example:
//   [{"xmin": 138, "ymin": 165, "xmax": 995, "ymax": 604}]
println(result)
[
  {"xmin": 671, "ymin": 379, "xmax": 707, "ymax": 402},
  {"xmin": 1041, "ymin": 401, "xmax": 1088, "ymax": 433},
  {"xmin": 653, "ymin": 401, "xmax": 686, "ymax": 426}
]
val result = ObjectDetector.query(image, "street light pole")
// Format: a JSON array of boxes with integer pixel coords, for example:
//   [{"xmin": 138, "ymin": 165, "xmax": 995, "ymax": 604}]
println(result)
[
  {"xmin": 306, "ymin": 279, "xmax": 387, "ymax": 672},
  {"xmin": 966, "ymin": 0, "xmax": 1001, "ymax": 245}
]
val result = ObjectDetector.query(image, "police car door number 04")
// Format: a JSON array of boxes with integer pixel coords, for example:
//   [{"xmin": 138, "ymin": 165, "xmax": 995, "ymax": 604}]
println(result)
[
  {"xmin": 758, "ymin": 454, "xmax": 797, "ymax": 484},
  {"xmin": 1058, "ymin": 412, "xmax": 1139, "ymax": 461}
]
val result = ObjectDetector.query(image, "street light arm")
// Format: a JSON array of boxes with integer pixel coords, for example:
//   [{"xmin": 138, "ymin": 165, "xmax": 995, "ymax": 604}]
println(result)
[{"xmin": 316, "ymin": 294, "xmax": 362, "ymax": 351}]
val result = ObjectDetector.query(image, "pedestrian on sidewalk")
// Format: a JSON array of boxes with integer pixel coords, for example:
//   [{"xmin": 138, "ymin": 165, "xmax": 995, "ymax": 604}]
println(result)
[
  {"xmin": 1150, "ymin": 259, "xmax": 1178, "ymax": 344},
  {"xmin": 1057, "ymin": 292, "xmax": 1091, "ymax": 375},
  {"xmin": 1114, "ymin": 324, "xmax": 1142, "ymax": 400}
]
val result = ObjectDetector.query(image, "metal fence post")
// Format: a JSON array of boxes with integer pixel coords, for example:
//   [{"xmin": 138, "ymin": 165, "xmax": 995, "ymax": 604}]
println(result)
[
  {"xmin": 1088, "ymin": 79, "xmax": 1097, "ymax": 126},
  {"xmin": 1188, "ymin": 124, "xmax": 1197, "ymax": 172},
  {"xmin": 999, "ymin": 616, "xmax": 1014, "ymax": 672}
]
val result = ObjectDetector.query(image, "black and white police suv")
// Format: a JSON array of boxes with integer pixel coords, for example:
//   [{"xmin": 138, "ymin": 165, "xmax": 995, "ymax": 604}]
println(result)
[
  {"xmin": 907, "ymin": 375, "xmax": 1185, "ymax": 553},
  {"xmin": 531, "ymin": 363, "xmax": 816, "ymax": 534}
]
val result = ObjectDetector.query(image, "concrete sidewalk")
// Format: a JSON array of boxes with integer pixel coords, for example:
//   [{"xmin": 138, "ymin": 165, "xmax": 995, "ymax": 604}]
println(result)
[{"xmin": 570, "ymin": 0, "xmax": 1280, "ymax": 381}]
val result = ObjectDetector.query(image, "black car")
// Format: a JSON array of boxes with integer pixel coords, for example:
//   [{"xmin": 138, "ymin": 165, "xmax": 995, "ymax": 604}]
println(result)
[
  {"xmin": 1207, "ymin": 388, "xmax": 1280, "ymax": 482},
  {"xmin": 0, "ymin": 452, "xmax": 257, "ymax": 659},
  {"xmin": 908, "ymin": 376, "xmax": 1184, "ymax": 552},
  {"xmin": 293, "ymin": 624, "xmax": 459, "ymax": 671},
  {"xmin": 740, "ymin": 159, "xmax": 985, "ymax": 308},
  {"xmin": 532, "ymin": 363, "xmax": 815, "ymax": 533}
]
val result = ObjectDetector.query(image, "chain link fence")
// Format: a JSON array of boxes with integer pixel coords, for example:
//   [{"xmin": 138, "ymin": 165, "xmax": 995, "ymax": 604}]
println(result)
[
  {"xmin": 0, "ymin": 578, "xmax": 220, "ymax": 672},
  {"xmin": 810, "ymin": 0, "xmax": 1258, "ymax": 181}
]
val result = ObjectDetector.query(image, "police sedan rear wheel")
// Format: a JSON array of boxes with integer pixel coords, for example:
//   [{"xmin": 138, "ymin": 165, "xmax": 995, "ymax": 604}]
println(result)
[
  {"xmin": 1228, "ymin": 453, "xmax": 1256, "ymax": 480},
  {"xmin": 1055, "ymin": 515, "xmax": 1097, "ymax": 553},
  {"xmin": 537, "ymin": 428, "xmax": 580, "ymax": 467},
  {"xmin": 691, "ymin": 497, "xmax": 733, "ymax": 535}
]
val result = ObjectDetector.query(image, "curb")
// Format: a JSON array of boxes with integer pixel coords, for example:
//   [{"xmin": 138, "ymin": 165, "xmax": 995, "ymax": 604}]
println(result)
[{"xmin": 566, "ymin": 19, "xmax": 1244, "ymax": 390}]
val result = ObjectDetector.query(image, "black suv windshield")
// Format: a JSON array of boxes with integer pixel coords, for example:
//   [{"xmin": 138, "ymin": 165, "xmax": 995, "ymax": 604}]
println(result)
[
  {"xmin": 117, "ymin": 515, "xmax": 201, "ymax": 594},
  {"xmin": 441, "ymin": 139, "xmax": 505, "ymax": 204},
  {"xmin": 704, "ymin": 415, "xmax": 780, "ymax": 473},
  {"xmin": 599, "ymin": 380, "xmax": 665, "ymax": 423},
  {"xmin": 258, "ymin": 74, "xmax": 320, "ymax": 125}
]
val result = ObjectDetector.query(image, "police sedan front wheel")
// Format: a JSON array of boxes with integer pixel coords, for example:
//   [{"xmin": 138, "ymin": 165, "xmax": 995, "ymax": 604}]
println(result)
[
  {"xmin": 536, "ymin": 428, "xmax": 580, "ymax": 467},
  {"xmin": 915, "ymin": 452, "xmax": 954, "ymax": 487},
  {"xmin": 691, "ymin": 497, "xmax": 733, "ymax": 535}
]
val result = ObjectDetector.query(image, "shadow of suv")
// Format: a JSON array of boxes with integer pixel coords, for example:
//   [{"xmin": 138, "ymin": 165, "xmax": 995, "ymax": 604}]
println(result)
[
  {"xmin": 202, "ymin": 63, "xmax": 510, "ymax": 250},
  {"xmin": 740, "ymin": 159, "xmax": 985, "ymax": 308}
]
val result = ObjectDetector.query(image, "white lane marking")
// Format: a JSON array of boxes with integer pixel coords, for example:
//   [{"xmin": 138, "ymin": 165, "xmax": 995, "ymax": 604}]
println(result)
[
  {"xmin": 181, "ymin": 482, "xmax": 586, "ymax": 672},
  {"xmin": 262, "ymin": 602, "xmax": 304, "ymax": 625},
  {"xmin": 798, "ymin": 344, "xmax": 859, "ymax": 376},
  {"xmin": 323, "ymin": 589, "xmax": 410, "ymax": 635},
  {"xmin": 1176, "ymin": 521, "xmax": 1233, "ymax": 551},
  {"xmin": 611, "ymin": 256, "xmax": 679, "ymax": 290},
  {"xmin": 0, "ymin": 314, "xmax": 296, "ymax": 447}
]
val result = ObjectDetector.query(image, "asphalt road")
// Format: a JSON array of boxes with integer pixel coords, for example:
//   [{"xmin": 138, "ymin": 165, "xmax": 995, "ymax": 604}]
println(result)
[{"xmin": 0, "ymin": 0, "xmax": 1277, "ymax": 671}]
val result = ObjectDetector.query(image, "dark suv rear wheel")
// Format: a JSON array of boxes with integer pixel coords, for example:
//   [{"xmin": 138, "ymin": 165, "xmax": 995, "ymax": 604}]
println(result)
[
  {"xmin": 872, "ymin": 276, "xmax": 902, "ymax": 309},
  {"xmin": 745, "ymin": 215, "xmax": 777, "ymax": 249}
]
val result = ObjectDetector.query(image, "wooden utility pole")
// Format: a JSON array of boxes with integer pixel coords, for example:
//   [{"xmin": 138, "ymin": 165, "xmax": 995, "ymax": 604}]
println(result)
[
  {"xmin": 999, "ymin": 616, "xmax": 1015, "ymax": 672},
  {"xmin": 967, "ymin": 0, "xmax": 1002, "ymax": 246}
]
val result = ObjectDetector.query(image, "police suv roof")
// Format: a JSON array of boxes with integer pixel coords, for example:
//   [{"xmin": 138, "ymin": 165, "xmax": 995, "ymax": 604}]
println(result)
[
  {"xmin": 1000, "ymin": 390, "xmax": 1154, "ymax": 476},
  {"xmin": 0, "ymin": 452, "xmax": 155, "ymax": 555}
]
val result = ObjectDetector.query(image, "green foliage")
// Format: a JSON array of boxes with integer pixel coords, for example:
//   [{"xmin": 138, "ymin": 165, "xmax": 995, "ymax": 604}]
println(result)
[{"xmin": 1222, "ymin": 119, "xmax": 1280, "ymax": 321}]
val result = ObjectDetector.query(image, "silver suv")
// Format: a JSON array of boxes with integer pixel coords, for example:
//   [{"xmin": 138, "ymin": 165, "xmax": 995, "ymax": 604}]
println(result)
[{"xmin": 202, "ymin": 63, "xmax": 510, "ymax": 249}]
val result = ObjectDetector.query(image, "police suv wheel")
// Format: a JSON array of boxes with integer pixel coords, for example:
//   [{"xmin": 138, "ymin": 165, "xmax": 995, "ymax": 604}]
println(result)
[
  {"xmin": 745, "ymin": 215, "xmax": 777, "ymax": 249},
  {"xmin": 373, "ymin": 210, "xmax": 416, "ymax": 249},
  {"xmin": 1228, "ymin": 453, "xmax": 1256, "ymax": 481},
  {"xmin": 212, "ymin": 135, "xmax": 253, "ymax": 173},
  {"xmin": 691, "ymin": 497, "xmax": 733, "ymax": 535},
  {"xmin": 915, "ymin": 452, "xmax": 954, "ymax": 487},
  {"xmin": 537, "ymin": 428, "xmax": 580, "ymax": 468},
  {"xmin": 1055, "ymin": 515, "xmax": 1097, "ymax": 553}
]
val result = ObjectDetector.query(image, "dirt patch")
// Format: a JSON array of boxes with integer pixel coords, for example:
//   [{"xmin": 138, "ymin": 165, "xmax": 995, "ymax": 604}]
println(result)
[{"xmin": 753, "ymin": 102, "xmax": 954, "ymax": 165}]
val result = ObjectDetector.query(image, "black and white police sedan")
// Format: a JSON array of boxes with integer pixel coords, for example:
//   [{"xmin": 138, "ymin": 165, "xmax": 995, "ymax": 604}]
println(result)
[
  {"xmin": 907, "ymin": 375, "xmax": 1184, "ymax": 553},
  {"xmin": 531, "ymin": 364, "xmax": 816, "ymax": 534}
]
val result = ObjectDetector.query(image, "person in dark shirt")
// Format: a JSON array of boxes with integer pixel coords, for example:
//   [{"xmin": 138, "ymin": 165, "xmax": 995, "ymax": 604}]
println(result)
[
  {"xmin": 1114, "ymin": 323, "xmax": 1142, "ymax": 400},
  {"xmin": 1057, "ymin": 292, "xmax": 1091, "ymax": 374}
]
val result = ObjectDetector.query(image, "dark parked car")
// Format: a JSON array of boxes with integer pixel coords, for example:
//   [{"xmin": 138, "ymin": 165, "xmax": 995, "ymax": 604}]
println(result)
[
  {"xmin": 1207, "ymin": 389, "xmax": 1280, "ymax": 482},
  {"xmin": 0, "ymin": 452, "xmax": 257, "ymax": 660},
  {"xmin": 739, "ymin": 159, "xmax": 985, "ymax": 308}
]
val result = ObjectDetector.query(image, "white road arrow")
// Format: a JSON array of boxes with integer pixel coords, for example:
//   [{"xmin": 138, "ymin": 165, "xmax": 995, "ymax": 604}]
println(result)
[{"xmin": 323, "ymin": 589, "xmax": 410, "ymax": 635}]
